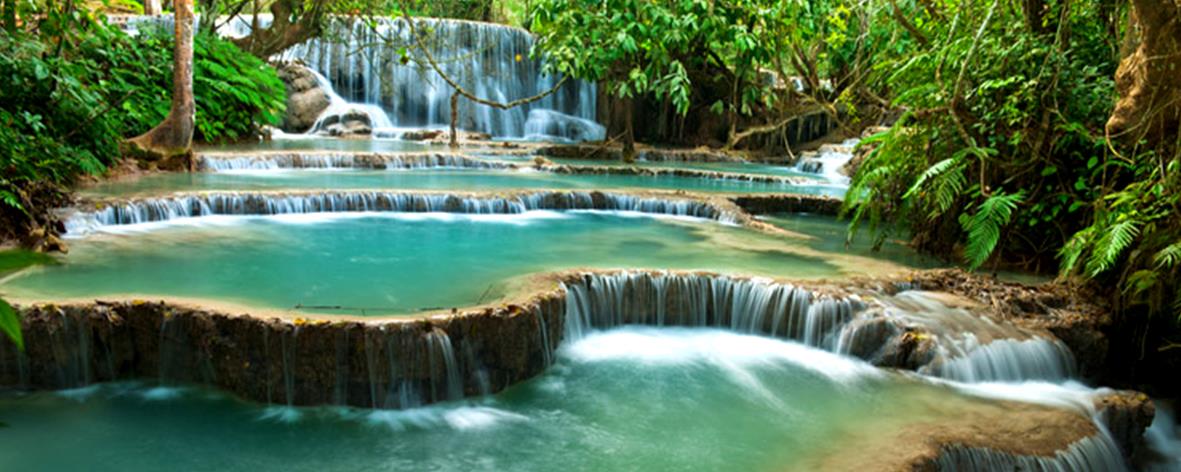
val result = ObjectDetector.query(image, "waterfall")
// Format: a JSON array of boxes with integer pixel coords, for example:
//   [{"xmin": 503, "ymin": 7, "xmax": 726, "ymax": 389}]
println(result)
[
  {"xmin": 425, "ymin": 329, "xmax": 463, "ymax": 403},
  {"xmin": 561, "ymin": 272, "xmax": 862, "ymax": 351},
  {"xmin": 560, "ymin": 273, "xmax": 1079, "ymax": 384},
  {"xmin": 283, "ymin": 17, "xmax": 598, "ymax": 140},
  {"xmin": 928, "ymin": 337, "xmax": 1076, "ymax": 382},
  {"xmin": 884, "ymin": 290, "xmax": 1077, "ymax": 383},
  {"xmin": 792, "ymin": 138, "xmax": 859, "ymax": 184},
  {"xmin": 117, "ymin": 14, "xmax": 600, "ymax": 140},
  {"xmin": 64, "ymin": 191, "xmax": 734, "ymax": 234},
  {"xmin": 934, "ymin": 434, "xmax": 1127, "ymax": 471},
  {"xmin": 1144, "ymin": 401, "xmax": 1181, "ymax": 471},
  {"xmin": 559, "ymin": 271, "xmax": 1128, "ymax": 471},
  {"xmin": 280, "ymin": 328, "xmax": 298, "ymax": 407},
  {"xmin": 303, "ymin": 68, "xmax": 396, "ymax": 136},
  {"xmin": 197, "ymin": 152, "xmax": 516, "ymax": 171}
]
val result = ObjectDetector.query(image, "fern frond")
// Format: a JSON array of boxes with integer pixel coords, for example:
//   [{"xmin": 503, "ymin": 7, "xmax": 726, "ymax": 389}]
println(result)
[
  {"xmin": 1058, "ymin": 226, "xmax": 1095, "ymax": 275},
  {"xmin": 960, "ymin": 190, "xmax": 1024, "ymax": 270},
  {"xmin": 1084, "ymin": 219, "xmax": 1141, "ymax": 277},
  {"xmin": 1154, "ymin": 241, "xmax": 1181, "ymax": 269},
  {"xmin": 903, "ymin": 158, "xmax": 957, "ymax": 200}
]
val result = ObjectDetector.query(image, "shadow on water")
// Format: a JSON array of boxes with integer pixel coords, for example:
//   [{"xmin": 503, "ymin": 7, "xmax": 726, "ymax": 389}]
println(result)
[{"xmin": 0, "ymin": 250, "xmax": 59, "ymax": 277}]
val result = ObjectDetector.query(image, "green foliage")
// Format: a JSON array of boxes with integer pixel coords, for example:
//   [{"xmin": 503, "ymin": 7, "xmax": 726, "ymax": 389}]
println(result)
[
  {"xmin": 1059, "ymin": 151, "xmax": 1180, "ymax": 321},
  {"xmin": 0, "ymin": 298, "xmax": 20, "ymax": 351},
  {"xmin": 0, "ymin": 32, "xmax": 123, "ymax": 214},
  {"xmin": 0, "ymin": 249, "xmax": 58, "ymax": 275},
  {"xmin": 529, "ymin": 0, "xmax": 821, "ymax": 118},
  {"xmin": 110, "ymin": 22, "xmax": 287, "ymax": 142},
  {"xmin": 959, "ymin": 190, "xmax": 1024, "ymax": 270},
  {"xmin": 1, "ymin": 13, "xmax": 284, "ymax": 226},
  {"xmin": 193, "ymin": 35, "xmax": 287, "ymax": 142},
  {"xmin": 844, "ymin": 0, "xmax": 1119, "ymax": 271}
]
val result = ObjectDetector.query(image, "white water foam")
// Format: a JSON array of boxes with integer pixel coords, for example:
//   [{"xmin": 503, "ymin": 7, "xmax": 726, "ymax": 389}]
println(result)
[{"xmin": 563, "ymin": 327, "xmax": 880, "ymax": 384}]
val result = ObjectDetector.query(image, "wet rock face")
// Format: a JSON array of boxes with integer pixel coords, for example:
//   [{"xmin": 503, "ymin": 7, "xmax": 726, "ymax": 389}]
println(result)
[
  {"xmin": 0, "ymin": 300, "xmax": 564, "ymax": 409},
  {"xmin": 277, "ymin": 63, "xmax": 331, "ymax": 133},
  {"xmin": 730, "ymin": 194, "xmax": 843, "ymax": 216},
  {"xmin": 1094, "ymin": 390, "xmax": 1156, "ymax": 458},
  {"xmin": 318, "ymin": 109, "xmax": 373, "ymax": 137}
]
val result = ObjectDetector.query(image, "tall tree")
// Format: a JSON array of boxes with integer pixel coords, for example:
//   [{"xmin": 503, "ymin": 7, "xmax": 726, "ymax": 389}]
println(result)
[
  {"xmin": 144, "ymin": 0, "xmax": 163, "ymax": 15},
  {"xmin": 124, "ymin": 0, "xmax": 195, "ymax": 167},
  {"xmin": 1107, "ymin": 0, "xmax": 1181, "ymax": 150}
]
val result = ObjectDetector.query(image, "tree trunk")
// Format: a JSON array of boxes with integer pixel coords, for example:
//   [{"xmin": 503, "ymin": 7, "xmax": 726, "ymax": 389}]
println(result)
[
  {"xmin": 1107, "ymin": 0, "xmax": 1181, "ymax": 150},
  {"xmin": 123, "ymin": 0, "xmax": 195, "ymax": 169},
  {"xmin": 143, "ymin": 0, "xmax": 163, "ymax": 15},
  {"xmin": 2, "ymin": 0, "xmax": 17, "ymax": 33},
  {"xmin": 622, "ymin": 98, "xmax": 636, "ymax": 163},
  {"xmin": 231, "ymin": 0, "xmax": 323, "ymax": 59}
]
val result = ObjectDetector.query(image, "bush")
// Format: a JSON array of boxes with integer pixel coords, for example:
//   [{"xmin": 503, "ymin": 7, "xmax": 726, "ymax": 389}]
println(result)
[
  {"xmin": 84, "ymin": 22, "xmax": 287, "ymax": 142},
  {"xmin": 1, "ymin": 16, "xmax": 285, "ymax": 241},
  {"xmin": 0, "ymin": 33, "xmax": 122, "ymax": 217}
]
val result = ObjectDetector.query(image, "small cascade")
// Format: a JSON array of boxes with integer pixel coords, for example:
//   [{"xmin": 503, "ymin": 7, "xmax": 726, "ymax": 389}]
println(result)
[
  {"xmin": 47, "ymin": 312, "xmax": 92, "ymax": 389},
  {"xmin": 561, "ymin": 272, "xmax": 862, "ymax": 352},
  {"xmin": 303, "ymin": 68, "xmax": 396, "ymax": 136},
  {"xmin": 386, "ymin": 331, "xmax": 419, "ymax": 409},
  {"xmin": 197, "ymin": 152, "xmax": 515, "ymax": 171},
  {"xmin": 64, "ymin": 191, "xmax": 732, "ymax": 234},
  {"xmin": 934, "ymin": 434, "xmax": 1127, "ymax": 471},
  {"xmin": 362, "ymin": 328, "xmax": 383, "ymax": 408},
  {"xmin": 424, "ymin": 329, "xmax": 463, "ymax": 403},
  {"xmin": 792, "ymin": 138, "xmax": 859, "ymax": 184},
  {"xmin": 523, "ymin": 109, "xmax": 605, "ymax": 142},
  {"xmin": 931, "ymin": 337, "xmax": 1076, "ymax": 382},
  {"xmin": 1144, "ymin": 401, "xmax": 1181, "ymax": 471},
  {"xmin": 280, "ymin": 327, "xmax": 298, "ymax": 407},
  {"xmin": 884, "ymin": 291, "xmax": 1077, "ymax": 382}
]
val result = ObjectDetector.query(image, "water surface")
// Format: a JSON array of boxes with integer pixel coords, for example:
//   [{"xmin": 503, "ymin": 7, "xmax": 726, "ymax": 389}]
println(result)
[
  {"xmin": 82, "ymin": 169, "xmax": 844, "ymax": 198},
  {"xmin": 0, "ymin": 328, "xmax": 1041, "ymax": 471},
  {"xmin": 3, "ymin": 213, "xmax": 919, "ymax": 315}
]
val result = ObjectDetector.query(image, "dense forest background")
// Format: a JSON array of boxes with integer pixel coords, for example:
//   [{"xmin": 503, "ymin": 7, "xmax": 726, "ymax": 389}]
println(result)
[{"xmin": 0, "ymin": 0, "xmax": 1178, "ymax": 390}]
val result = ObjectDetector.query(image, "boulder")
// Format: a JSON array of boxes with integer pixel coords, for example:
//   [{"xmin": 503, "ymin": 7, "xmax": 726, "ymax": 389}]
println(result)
[
  {"xmin": 276, "ymin": 62, "xmax": 331, "ymax": 133},
  {"xmin": 1094, "ymin": 390, "xmax": 1156, "ymax": 458}
]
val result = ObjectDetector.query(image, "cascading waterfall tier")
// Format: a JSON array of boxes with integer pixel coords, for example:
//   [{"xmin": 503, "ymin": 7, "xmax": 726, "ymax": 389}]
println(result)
[
  {"xmin": 559, "ymin": 271, "xmax": 1077, "ymax": 384},
  {"xmin": 934, "ymin": 435, "xmax": 1128, "ymax": 471},
  {"xmin": 792, "ymin": 138, "xmax": 859, "ymax": 184},
  {"xmin": 197, "ymin": 152, "xmax": 516, "ymax": 171},
  {"xmin": 278, "ymin": 17, "xmax": 601, "ymax": 140},
  {"xmin": 63, "ymin": 190, "xmax": 738, "ymax": 235},
  {"xmin": 558, "ymin": 271, "xmax": 1127, "ymax": 471},
  {"xmin": 561, "ymin": 271, "xmax": 861, "ymax": 351},
  {"xmin": 0, "ymin": 270, "xmax": 1143, "ymax": 469}
]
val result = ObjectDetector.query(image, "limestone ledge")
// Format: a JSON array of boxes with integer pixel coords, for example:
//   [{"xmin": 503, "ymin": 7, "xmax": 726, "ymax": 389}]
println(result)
[{"xmin": 0, "ymin": 268, "xmax": 1153, "ymax": 467}]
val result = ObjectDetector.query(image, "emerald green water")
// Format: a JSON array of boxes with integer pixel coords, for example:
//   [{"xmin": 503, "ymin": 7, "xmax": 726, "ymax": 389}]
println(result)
[
  {"xmin": 761, "ymin": 213, "xmax": 944, "ymax": 270},
  {"xmin": 82, "ymin": 169, "xmax": 843, "ymax": 198},
  {"xmin": 2, "ymin": 213, "xmax": 916, "ymax": 315},
  {"xmin": 0, "ymin": 328, "xmax": 1021, "ymax": 471}
]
